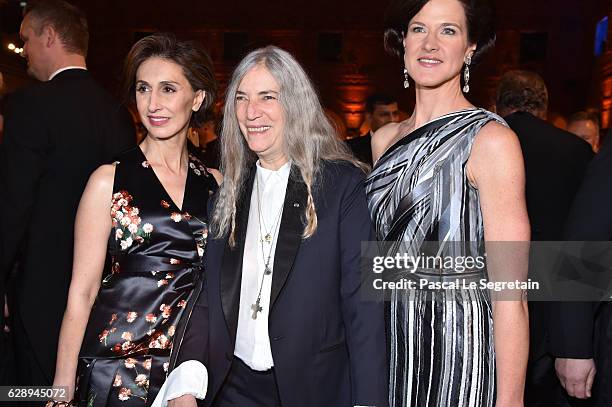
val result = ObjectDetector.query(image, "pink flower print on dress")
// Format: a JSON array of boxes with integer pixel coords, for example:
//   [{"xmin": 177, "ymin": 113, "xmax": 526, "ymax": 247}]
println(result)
[
  {"xmin": 142, "ymin": 161, "xmax": 150, "ymax": 168},
  {"xmin": 121, "ymin": 331, "xmax": 133, "ymax": 341},
  {"xmin": 147, "ymin": 332, "xmax": 170, "ymax": 350},
  {"xmin": 157, "ymin": 279, "xmax": 168, "ymax": 287},
  {"xmin": 121, "ymin": 341, "xmax": 133, "ymax": 351},
  {"xmin": 126, "ymin": 312, "xmax": 138, "ymax": 323},
  {"xmin": 177, "ymin": 299, "xmax": 187, "ymax": 308},
  {"xmin": 145, "ymin": 313, "xmax": 157, "ymax": 323},
  {"xmin": 160, "ymin": 304, "xmax": 171, "ymax": 319},
  {"xmin": 113, "ymin": 374, "xmax": 122, "ymax": 387},
  {"xmin": 120, "ymin": 237, "xmax": 133, "ymax": 250},
  {"xmin": 111, "ymin": 190, "xmax": 152, "ymax": 250},
  {"xmin": 124, "ymin": 358, "xmax": 137, "ymax": 369},
  {"xmin": 118, "ymin": 388, "xmax": 132, "ymax": 401},
  {"xmin": 99, "ymin": 329, "xmax": 110, "ymax": 343},
  {"xmin": 135, "ymin": 374, "xmax": 149, "ymax": 387},
  {"xmin": 109, "ymin": 313, "xmax": 118, "ymax": 325},
  {"xmin": 170, "ymin": 212, "xmax": 182, "ymax": 222},
  {"xmin": 161, "ymin": 200, "xmax": 170, "ymax": 208},
  {"xmin": 143, "ymin": 359, "xmax": 152, "ymax": 370},
  {"xmin": 158, "ymin": 334, "xmax": 170, "ymax": 348},
  {"xmin": 167, "ymin": 325, "xmax": 176, "ymax": 337}
]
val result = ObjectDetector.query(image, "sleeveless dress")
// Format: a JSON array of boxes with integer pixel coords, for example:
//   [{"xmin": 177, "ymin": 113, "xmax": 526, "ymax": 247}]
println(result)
[
  {"xmin": 76, "ymin": 147, "xmax": 216, "ymax": 407},
  {"xmin": 365, "ymin": 108, "xmax": 506, "ymax": 407}
]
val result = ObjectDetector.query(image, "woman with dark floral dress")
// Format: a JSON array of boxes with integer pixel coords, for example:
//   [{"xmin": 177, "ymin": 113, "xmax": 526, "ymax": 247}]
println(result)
[{"xmin": 47, "ymin": 33, "xmax": 220, "ymax": 407}]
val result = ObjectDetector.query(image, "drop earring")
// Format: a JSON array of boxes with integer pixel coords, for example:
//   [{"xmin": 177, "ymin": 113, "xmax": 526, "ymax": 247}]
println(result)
[
  {"xmin": 462, "ymin": 55, "xmax": 472, "ymax": 93},
  {"xmin": 403, "ymin": 68, "xmax": 410, "ymax": 89}
]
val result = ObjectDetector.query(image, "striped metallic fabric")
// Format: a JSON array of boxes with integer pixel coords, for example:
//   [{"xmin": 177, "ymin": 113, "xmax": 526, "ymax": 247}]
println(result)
[{"xmin": 365, "ymin": 108, "xmax": 507, "ymax": 407}]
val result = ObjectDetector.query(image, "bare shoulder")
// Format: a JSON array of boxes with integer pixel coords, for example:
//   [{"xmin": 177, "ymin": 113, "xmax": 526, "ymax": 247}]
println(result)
[
  {"xmin": 207, "ymin": 168, "xmax": 223, "ymax": 186},
  {"xmin": 372, "ymin": 121, "xmax": 412, "ymax": 163},
  {"xmin": 86, "ymin": 163, "xmax": 117, "ymax": 194},
  {"xmin": 472, "ymin": 121, "xmax": 520, "ymax": 153},
  {"xmin": 468, "ymin": 120, "xmax": 524, "ymax": 186}
]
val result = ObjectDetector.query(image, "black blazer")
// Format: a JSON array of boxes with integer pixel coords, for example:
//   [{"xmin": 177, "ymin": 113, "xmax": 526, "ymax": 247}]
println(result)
[
  {"xmin": 504, "ymin": 111, "xmax": 593, "ymax": 361},
  {"xmin": 0, "ymin": 69, "xmax": 135, "ymax": 381},
  {"xmin": 548, "ymin": 133, "xmax": 612, "ymax": 406},
  {"xmin": 548, "ymin": 132, "xmax": 612, "ymax": 358},
  {"xmin": 181, "ymin": 161, "xmax": 388, "ymax": 407},
  {"xmin": 346, "ymin": 132, "xmax": 373, "ymax": 167}
]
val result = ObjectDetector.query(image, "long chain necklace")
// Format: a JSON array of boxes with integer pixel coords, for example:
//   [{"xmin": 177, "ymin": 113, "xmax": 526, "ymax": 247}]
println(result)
[{"xmin": 251, "ymin": 175, "xmax": 284, "ymax": 320}]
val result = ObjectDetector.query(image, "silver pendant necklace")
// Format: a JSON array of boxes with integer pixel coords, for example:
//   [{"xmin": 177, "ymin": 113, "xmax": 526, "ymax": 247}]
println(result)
[{"xmin": 251, "ymin": 175, "xmax": 284, "ymax": 319}]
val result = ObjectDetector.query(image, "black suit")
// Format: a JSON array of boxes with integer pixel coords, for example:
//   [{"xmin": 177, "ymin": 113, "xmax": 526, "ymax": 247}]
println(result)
[
  {"xmin": 503, "ymin": 112, "xmax": 593, "ymax": 406},
  {"xmin": 0, "ymin": 69, "xmax": 135, "ymax": 385},
  {"xmin": 180, "ymin": 161, "xmax": 388, "ymax": 407},
  {"xmin": 548, "ymin": 132, "xmax": 612, "ymax": 407},
  {"xmin": 346, "ymin": 132, "xmax": 373, "ymax": 166}
]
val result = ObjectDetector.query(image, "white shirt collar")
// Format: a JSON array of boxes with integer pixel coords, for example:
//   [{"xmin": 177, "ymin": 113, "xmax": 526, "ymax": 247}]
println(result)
[
  {"xmin": 48, "ymin": 66, "xmax": 87, "ymax": 81},
  {"xmin": 255, "ymin": 160, "xmax": 292, "ymax": 185}
]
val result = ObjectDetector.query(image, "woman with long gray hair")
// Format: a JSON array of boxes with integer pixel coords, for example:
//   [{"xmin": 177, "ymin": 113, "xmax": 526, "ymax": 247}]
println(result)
[{"xmin": 157, "ymin": 45, "xmax": 388, "ymax": 407}]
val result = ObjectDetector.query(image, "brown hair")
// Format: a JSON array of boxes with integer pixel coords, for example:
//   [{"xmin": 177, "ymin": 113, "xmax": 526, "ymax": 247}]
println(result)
[
  {"xmin": 383, "ymin": 0, "xmax": 496, "ymax": 65},
  {"xmin": 496, "ymin": 70, "xmax": 548, "ymax": 118},
  {"xmin": 121, "ymin": 33, "xmax": 217, "ymax": 128},
  {"xmin": 568, "ymin": 110, "xmax": 600, "ymax": 129},
  {"xmin": 24, "ymin": 0, "xmax": 88, "ymax": 57}
]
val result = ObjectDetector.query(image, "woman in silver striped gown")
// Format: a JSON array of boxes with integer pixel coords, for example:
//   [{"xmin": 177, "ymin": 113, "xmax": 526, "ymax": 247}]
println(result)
[{"xmin": 365, "ymin": 0, "xmax": 530, "ymax": 406}]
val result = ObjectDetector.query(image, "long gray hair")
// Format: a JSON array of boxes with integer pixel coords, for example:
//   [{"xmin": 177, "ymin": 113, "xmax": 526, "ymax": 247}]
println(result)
[{"xmin": 212, "ymin": 45, "xmax": 364, "ymax": 245}]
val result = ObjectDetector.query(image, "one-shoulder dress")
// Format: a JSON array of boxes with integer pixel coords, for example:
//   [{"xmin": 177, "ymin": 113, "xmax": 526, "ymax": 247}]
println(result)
[
  {"xmin": 76, "ymin": 146, "xmax": 216, "ymax": 407},
  {"xmin": 365, "ymin": 108, "xmax": 506, "ymax": 407}
]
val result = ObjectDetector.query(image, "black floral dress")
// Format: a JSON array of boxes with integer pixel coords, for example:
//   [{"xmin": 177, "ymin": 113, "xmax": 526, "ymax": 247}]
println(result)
[{"xmin": 76, "ymin": 146, "xmax": 216, "ymax": 407}]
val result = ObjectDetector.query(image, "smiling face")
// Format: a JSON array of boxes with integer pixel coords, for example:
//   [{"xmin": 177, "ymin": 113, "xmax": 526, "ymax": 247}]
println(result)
[
  {"xmin": 135, "ymin": 57, "xmax": 204, "ymax": 140},
  {"xmin": 235, "ymin": 64, "xmax": 287, "ymax": 167},
  {"xmin": 403, "ymin": 0, "xmax": 475, "ymax": 90}
]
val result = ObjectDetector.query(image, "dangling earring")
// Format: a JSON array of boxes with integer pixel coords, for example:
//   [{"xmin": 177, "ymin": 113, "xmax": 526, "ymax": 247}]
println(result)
[
  {"xmin": 403, "ymin": 68, "xmax": 410, "ymax": 89},
  {"xmin": 463, "ymin": 55, "xmax": 472, "ymax": 93}
]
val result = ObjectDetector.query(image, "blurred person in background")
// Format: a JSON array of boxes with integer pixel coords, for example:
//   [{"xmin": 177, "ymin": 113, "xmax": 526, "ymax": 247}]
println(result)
[
  {"xmin": 567, "ymin": 110, "xmax": 600, "ymax": 153},
  {"xmin": 0, "ymin": 0, "xmax": 134, "ymax": 391},
  {"xmin": 496, "ymin": 69, "xmax": 594, "ymax": 407},
  {"xmin": 347, "ymin": 93, "xmax": 399, "ymax": 166}
]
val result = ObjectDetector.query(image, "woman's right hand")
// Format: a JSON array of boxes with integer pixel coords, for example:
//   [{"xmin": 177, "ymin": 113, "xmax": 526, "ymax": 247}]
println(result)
[
  {"xmin": 168, "ymin": 394, "xmax": 198, "ymax": 407},
  {"xmin": 45, "ymin": 380, "xmax": 75, "ymax": 407}
]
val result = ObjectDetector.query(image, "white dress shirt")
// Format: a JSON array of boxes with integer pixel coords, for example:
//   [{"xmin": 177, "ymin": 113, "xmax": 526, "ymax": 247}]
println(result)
[
  {"xmin": 234, "ymin": 160, "xmax": 291, "ymax": 370},
  {"xmin": 48, "ymin": 66, "xmax": 87, "ymax": 81}
]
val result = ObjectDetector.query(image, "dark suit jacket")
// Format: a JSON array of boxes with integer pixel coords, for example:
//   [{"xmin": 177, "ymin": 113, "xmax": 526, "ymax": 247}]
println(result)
[
  {"xmin": 552, "ymin": 133, "xmax": 612, "ymax": 358},
  {"xmin": 0, "ymin": 69, "xmax": 135, "ymax": 381},
  {"xmin": 548, "ymin": 132, "xmax": 612, "ymax": 405},
  {"xmin": 346, "ymin": 132, "xmax": 373, "ymax": 167},
  {"xmin": 181, "ymin": 161, "xmax": 388, "ymax": 407},
  {"xmin": 504, "ymin": 111, "xmax": 593, "ymax": 361}
]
